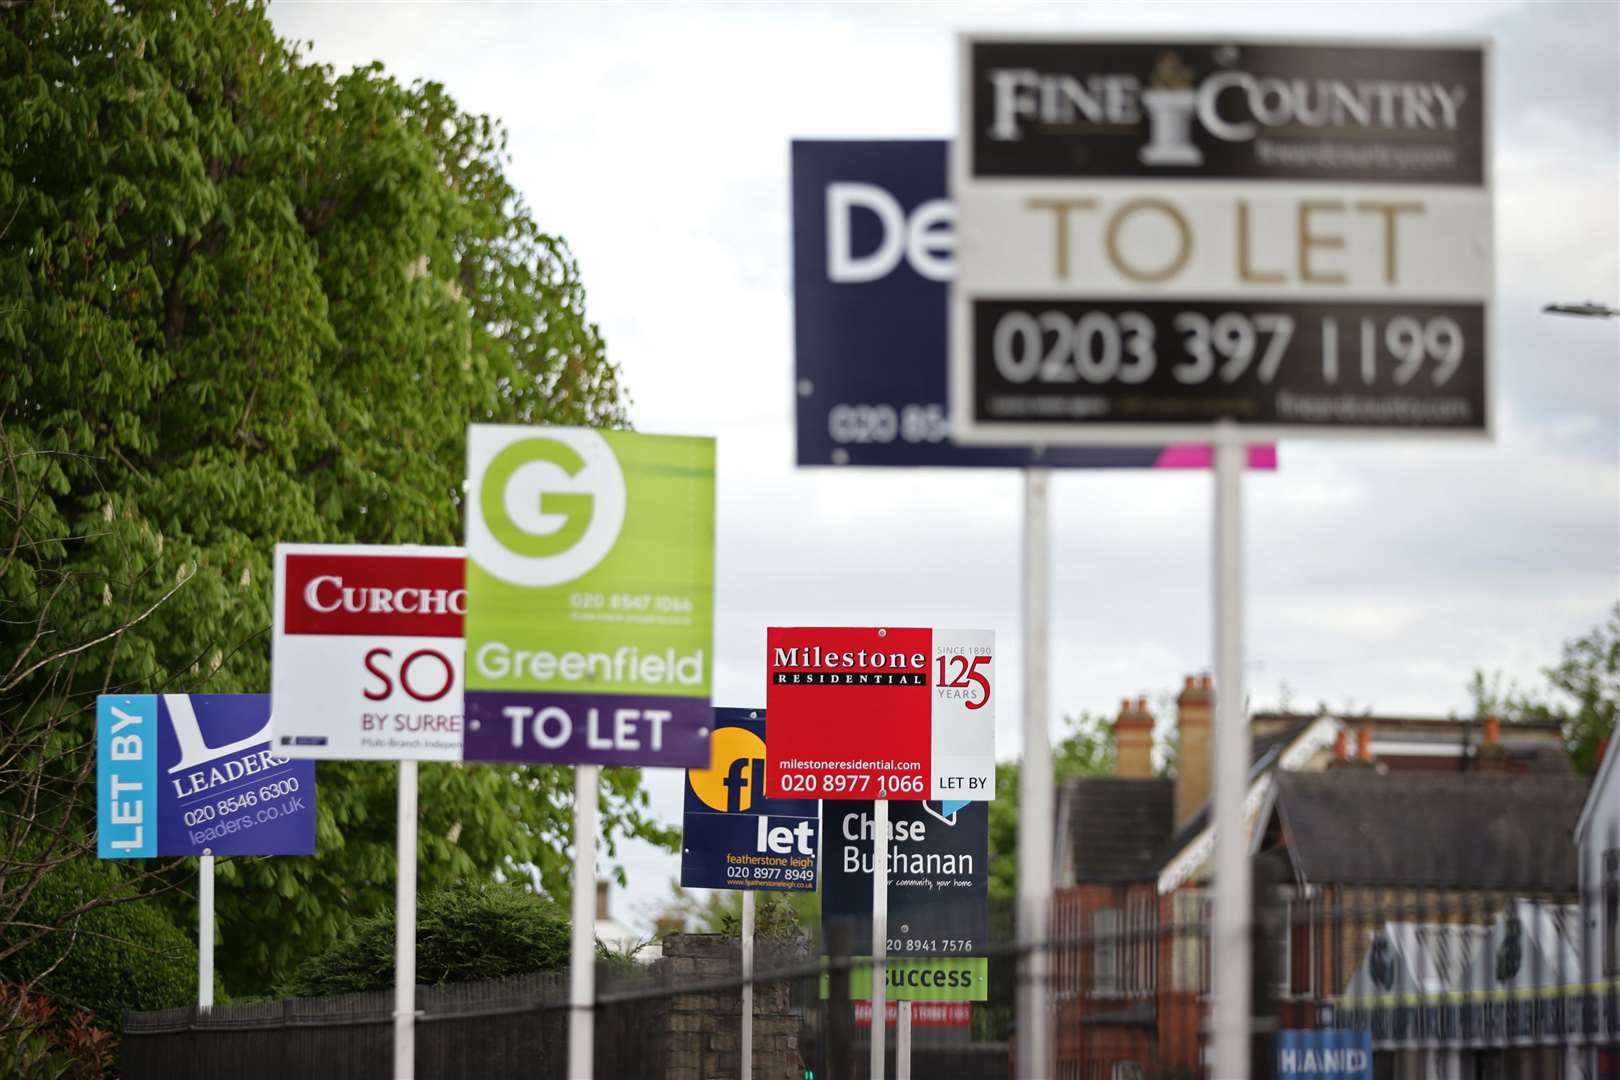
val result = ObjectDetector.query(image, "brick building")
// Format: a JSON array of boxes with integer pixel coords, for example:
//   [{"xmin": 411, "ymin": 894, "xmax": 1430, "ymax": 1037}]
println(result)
[{"xmin": 1051, "ymin": 676, "xmax": 1581, "ymax": 1080}]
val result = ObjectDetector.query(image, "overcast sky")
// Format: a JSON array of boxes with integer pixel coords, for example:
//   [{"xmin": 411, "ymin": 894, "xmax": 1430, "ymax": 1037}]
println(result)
[{"xmin": 269, "ymin": 0, "xmax": 1619, "ymax": 932}]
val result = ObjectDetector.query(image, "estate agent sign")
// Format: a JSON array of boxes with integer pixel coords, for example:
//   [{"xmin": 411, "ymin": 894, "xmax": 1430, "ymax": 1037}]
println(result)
[
  {"xmin": 461, "ymin": 426, "xmax": 716, "ymax": 767},
  {"xmin": 764, "ymin": 627, "xmax": 995, "ymax": 801},
  {"xmin": 680, "ymin": 709, "xmax": 819, "ymax": 893},
  {"xmin": 822, "ymin": 799, "xmax": 990, "ymax": 1002},
  {"xmin": 271, "ymin": 544, "xmax": 465, "ymax": 761},
  {"xmin": 98, "ymin": 694, "xmax": 316, "ymax": 858},
  {"xmin": 952, "ymin": 36, "xmax": 1492, "ymax": 442},
  {"xmin": 791, "ymin": 138, "xmax": 1278, "ymax": 470}
]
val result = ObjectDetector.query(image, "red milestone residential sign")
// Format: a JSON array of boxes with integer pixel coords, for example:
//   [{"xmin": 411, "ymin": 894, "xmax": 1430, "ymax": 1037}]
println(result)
[
  {"xmin": 764, "ymin": 626, "xmax": 995, "ymax": 801},
  {"xmin": 271, "ymin": 544, "xmax": 466, "ymax": 762}
]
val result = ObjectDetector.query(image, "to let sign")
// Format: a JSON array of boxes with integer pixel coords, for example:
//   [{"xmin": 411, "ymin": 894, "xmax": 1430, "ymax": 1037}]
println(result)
[
  {"xmin": 98, "ymin": 694, "xmax": 316, "ymax": 858},
  {"xmin": 461, "ymin": 426, "xmax": 716, "ymax": 768},
  {"xmin": 271, "ymin": 544, "xmax": 466, "ymax": 761},
  {"xmin": 764, "ymin": 627, "xmax": 994, "ymax": 801},
  {"xmin": 680, "ymin": 709, "xmax": 819, "ymax": 893},
  {"xmin": 951, "ymin": 36, "xmax": 1492, "ymax": 443}
]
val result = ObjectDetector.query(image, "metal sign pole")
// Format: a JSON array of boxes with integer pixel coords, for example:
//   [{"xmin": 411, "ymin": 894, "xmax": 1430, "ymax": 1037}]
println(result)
[
  {"xmin": 1211, "ymin": 425, "xmax": 1251, "ymax": 1080},
  {"xmin": 896, "ymin": 1000, "xmax": 913, "ymax": 1079},
  {"xmin": 198, "ymin": 850, "xmax": 214, "ymax": 1010},
  {"xmin": 394, "ymin": 760, "xmax": 418, "ymax": 1080},
  {"xmin": 1015, "ymin": 466, "xmax": 1053, "ymax": 1079},
  {"xmin": 741, "ymin": 889, "xmax": 755, "ymax": 1079},
  {"xmin": 569, "ymin": 764, "xmax": 600, "ymax": 1080},
  {"xmin": 870, "ymin": 797, "xmax": 889, "ymax": 1080}
]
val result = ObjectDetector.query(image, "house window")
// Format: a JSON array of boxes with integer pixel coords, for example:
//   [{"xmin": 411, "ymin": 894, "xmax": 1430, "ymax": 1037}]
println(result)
[
  {"xmin": 1123, "ymin": 890, "xmax": 1157, "ymax": 995},
  {"xmin": 1290, "ymin": 896, "xmax": 1318, "ymax": 999},
  {"xmin": 1273, "ymin": 898, "xmax": 1292, "ymax": 999},
  {"xmin": 1111, "ymin": 1063, "xmax": 1145, "ymax": 1080},
  {"xmin": 1171, "ymin": 888, "xmax": 1213, "ymax": 993},
  {"xmin": 1605, "ymin": 849, "xmax": 1619, "ymax": 978},
  {"xmin": 1093, "ymin": 907, "xmax": 1121, "ymax": 994}
]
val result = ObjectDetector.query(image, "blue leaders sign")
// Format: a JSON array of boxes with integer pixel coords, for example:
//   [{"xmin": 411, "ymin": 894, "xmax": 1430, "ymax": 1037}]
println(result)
[
  {"xmin": 791, "ymin": 139, "xmax": 1278, "ymax": 471},
  {"xmin": 681, "ymin": 709, "xmax": 818, "ymax": 893},
  {"xmin": 97, "ymin": 695, "xmax": 316, "ymax": 858},
  {"xmin": 1277, "ymin": 1030, "xmax": 1373, "ymax": 1080}
]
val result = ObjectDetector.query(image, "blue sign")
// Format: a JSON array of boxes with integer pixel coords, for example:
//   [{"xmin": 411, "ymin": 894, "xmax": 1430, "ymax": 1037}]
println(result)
[
  {"xmin": 791, "ymin": 140, "xmax": 1278, "ymax": 471},
  {"xmin": 1277, "ymin": 1029, "xmax": 1373, "ymax": 1080},
  {"xmin": 680, "ymin": 709, "xmax": 818, "ymax": 892},
  {"xmin": 97, "ymin": 695, "xmax": 316, "ymax": 858}
]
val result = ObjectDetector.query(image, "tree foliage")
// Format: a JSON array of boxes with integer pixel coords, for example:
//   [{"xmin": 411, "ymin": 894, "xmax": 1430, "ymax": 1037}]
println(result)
[
  {"xmin": 1, "ymin": 0, "xmax": 667, "ymax": 998},
  {"xmin": 1471, "ymin": 604, "xmax": 1620, "ymax": 775},
  {"xmin": 284, "ymin": 883, "xmax": 571, "ymax": 997},
  {"xmin": 0, "ymin": 851, "xmax": 196, "ymax": 1026},
  {"xmin": 650, "ymin": 881, "xmax": 817, "ymax": 944}
]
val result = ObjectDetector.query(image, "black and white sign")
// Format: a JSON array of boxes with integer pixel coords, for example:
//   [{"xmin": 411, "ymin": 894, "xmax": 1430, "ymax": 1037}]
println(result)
[
  {"xmin": 821, "ymin": 799, "xmax": 988, "ymax": 957},
  {"xmin": 952, "ymin": 35, "xmax": 1493, "ymax": 442},
  {"xmin": 794, "ymin": 140, "xmax": 1198, "ymax": 469}
]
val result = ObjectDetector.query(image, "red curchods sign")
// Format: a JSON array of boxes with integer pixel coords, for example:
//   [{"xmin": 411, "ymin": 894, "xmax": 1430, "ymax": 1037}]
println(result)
[
  {"xmin": 281, "ymin": 553, "xmax": 464, "ymax": 638},
  {"xmin": 271, "ymin": 545, "xmax": 466, "ymax": 762}
]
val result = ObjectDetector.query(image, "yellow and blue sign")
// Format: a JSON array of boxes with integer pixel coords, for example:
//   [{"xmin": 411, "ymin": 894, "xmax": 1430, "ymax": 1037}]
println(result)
[{"xmin": 680, "ymin": 709, "xmax": 818, "ymax": 892}]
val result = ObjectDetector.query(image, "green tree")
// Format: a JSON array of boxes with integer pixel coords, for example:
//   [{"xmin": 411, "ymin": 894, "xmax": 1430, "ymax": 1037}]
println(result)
[
  {"xmin": 284, "ymin": 882, "xmax": 571, "ymax": 997},
  {"xmin": 0, "ymin": 850, "xmax": 196, "ymax": 1027},
  {"xmin": 650, "ymin": 881, "xmax": 818, "ymax": 944},
  {"xmin": 1474, "ymin": 604, "xmax": 1620, "ymax": 775},
  {"xmin": 1, "ymin": 0, "xmax": 668, "ymax": 998},
  {"xmin": 1543, "ymin": 605, "xmax": 1620, "ymax": 774}
]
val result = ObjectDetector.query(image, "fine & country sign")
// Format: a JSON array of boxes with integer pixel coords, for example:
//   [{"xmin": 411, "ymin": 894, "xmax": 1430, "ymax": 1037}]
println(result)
[{"xmin": 951, "ymin": 36, "xmax": 1492, "ymax": 442}]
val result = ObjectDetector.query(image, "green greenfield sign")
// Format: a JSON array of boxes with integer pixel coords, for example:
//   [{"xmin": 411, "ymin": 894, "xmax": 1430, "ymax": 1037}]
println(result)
[
  {"xmin": 820, "ymin": 958, "xmax": 989, "ymax": 1003},
  {"xmin": 462, "ymin": 425, "xmax": 715, "ymax": 767}
]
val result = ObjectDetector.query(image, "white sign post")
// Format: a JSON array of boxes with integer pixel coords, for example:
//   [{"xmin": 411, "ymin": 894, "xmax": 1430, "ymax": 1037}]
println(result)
[
  {"xmin": 953, "ymin": 34, "xmax": 1493, "ymax": 1080},
  {"xmin": 1016, "ymin": 466, "xmax": 1052, "ymax": 1077},
  {"xmin": 198, "ymin": 851, "xmax": 214, "ymax": 1010},
  {"xmin": 270, "ymin": 543, "xmax": 468, "ymax": 1080},
  {"xmin": 569, "ymin": 766, "xmax": 599, "ymax": 1080},
  {"xmin": 741, "ymin": 889, "xmax": 755, "ymax": 1080},
  {"xmin": 395, "ymin": 761, "xmax": 417, "ymax": 1080},
  {"xmin": 870, "ymin": 797, "xmax": 889, "ymax": 1080},
  {"xmin": 896, "ymin": 1000, "xmax": 913, "ymax": 1079}
]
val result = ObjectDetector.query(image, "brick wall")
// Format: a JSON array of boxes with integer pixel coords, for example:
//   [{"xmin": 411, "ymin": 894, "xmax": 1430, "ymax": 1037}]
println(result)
[{"xmin": 658, "ymin": 933, "xmax": 804, "ymax": 1080}]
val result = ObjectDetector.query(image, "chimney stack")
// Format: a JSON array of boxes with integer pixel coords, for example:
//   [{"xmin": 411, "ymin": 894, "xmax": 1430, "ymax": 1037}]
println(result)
[
  {"xmin": 596, "ymin": 880, "xmax": 610, "ymax": 921},
  {"xmin": 1356, "ymin": 724, "xmax": 1374, "ymax": 763},
  {"xmin": 1477, "ymin": 715, "xmax": 1507, "ymax": 771},
  {"xmin": 1333, "ymin": 730, "xmax": 1349, "ymax": 762},
  {"xmin": 1114, "ymin": 695, "xmax": 1154, "ymax": 779},
  {"xmin": 1175, "ymin": 674, "xmax": 1213, "ymax": 827}
]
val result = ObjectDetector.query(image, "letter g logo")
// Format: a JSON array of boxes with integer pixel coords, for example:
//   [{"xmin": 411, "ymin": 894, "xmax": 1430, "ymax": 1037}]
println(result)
[{"xmin": 467, "ymin": 427, "xmax": 626, "ymax": 586}]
